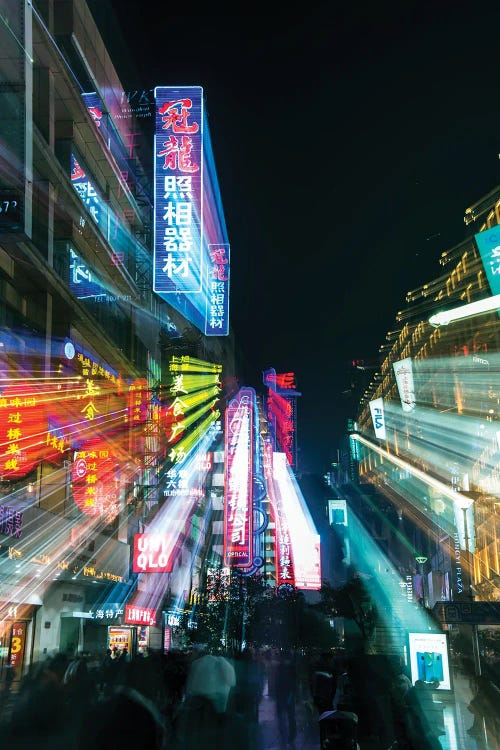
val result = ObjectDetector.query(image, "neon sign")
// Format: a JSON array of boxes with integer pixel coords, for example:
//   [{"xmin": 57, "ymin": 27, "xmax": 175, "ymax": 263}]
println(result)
[
  {"xmin": 71, "ymin": 441, "xmax": 119, "ymax": 520},
  {"xmin": 205, "ymin": 243, "xmax": 230, "ymax": 335},
  {"xmin": 153, "ymin": 87, "xmax": 203, "ymax": 295},
  {"xmin": 0, "ymin": 384, "xmax": 49, "ymax": 478},
  {"xmin": 223, "ymin": 388, "xmax": 254, "ymax": 567},
  {"xmin": 124, "ymin": 604, "xmax": 157, "ymax": 626},
  {"xmin": 164, "ymin": 355, "xmax": 221, "ymax": 463}
]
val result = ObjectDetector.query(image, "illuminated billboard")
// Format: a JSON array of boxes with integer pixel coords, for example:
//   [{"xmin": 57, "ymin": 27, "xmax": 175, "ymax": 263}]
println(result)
[
  {"xmin": 153, "ymin": 86, "xmax": 203, "ymax": 295},
  {"xmin": 124, "ymin": 604, "xmax": 157, "ymax": 626},
  {"xmin": 132, "ymin": 533, "xmax": 174, "ymax": 573},
  {"xmin": 328, "ymin": 498, "xmax": 348, "ymax": 526},
  {"xmin": 263, "ymin": 368, "xmax": 301, "ymax": 466},
  {"xmin": 408, "ymin": 632, "xmax": 452, "ymax": 691}
]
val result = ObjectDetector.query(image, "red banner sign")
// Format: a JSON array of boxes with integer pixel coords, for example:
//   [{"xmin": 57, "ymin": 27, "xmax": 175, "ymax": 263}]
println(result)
[{"xmin": 124, "ymin": 604, "xmax": 157, "ymax": 626}]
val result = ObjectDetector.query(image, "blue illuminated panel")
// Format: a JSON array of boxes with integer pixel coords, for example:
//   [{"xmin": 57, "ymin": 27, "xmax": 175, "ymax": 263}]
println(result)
[{"xmin": 475, "ymin": 225, "xmax": 500, "ymax": 297}]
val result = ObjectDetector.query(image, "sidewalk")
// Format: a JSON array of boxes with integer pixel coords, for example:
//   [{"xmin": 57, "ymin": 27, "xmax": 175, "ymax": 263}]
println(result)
[{"xmin": 253, "ymin": 669, "xmax": 485, "ymax": 750}]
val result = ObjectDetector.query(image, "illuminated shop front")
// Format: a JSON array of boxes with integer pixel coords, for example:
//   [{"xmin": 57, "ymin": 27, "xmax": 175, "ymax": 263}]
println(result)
[{"xmin": 0, "ymin": 596, "xmax": 40, "ymax": 685}]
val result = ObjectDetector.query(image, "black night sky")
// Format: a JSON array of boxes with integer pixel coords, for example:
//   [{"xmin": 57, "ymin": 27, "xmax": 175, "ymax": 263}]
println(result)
[{"xmin": 99, "ymin": 0, "xmax": 500, "ymax": 474}]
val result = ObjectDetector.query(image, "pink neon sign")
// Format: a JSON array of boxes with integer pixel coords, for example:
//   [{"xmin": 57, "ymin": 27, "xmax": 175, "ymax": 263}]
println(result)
[{"xmin": 223, "ymin": 388, "xmax": 254, "ymax": 567}]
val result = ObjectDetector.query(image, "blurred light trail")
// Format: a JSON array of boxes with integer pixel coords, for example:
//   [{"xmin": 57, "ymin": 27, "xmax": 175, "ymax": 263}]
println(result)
[
  {"xmin": 354, "ymin": 433, "xmax": 474, "ymax": 509},
  {"xmin": 272, "ymin": 452, "xmax": 321, "ymax": 590},
  {"xmin": 344, "ymin": 502, "xmax": 437, "ymax": 647},
  {"xmin": 126, "ymin": 430, "xmax": 217, "ymax": 615},
  {"xmin": 429, "ymin": 294, "xmax": 500, "ymax": 327}
]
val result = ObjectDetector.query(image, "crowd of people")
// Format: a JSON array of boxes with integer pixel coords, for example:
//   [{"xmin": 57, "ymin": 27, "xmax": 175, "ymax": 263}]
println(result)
[{"xmin": 1, "ymin": 644, "xmax": 499, "ymax": 750}]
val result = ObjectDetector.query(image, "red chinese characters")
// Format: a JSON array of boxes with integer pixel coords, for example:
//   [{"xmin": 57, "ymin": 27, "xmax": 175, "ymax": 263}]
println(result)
[
  {"xmin": 71, "ymin": 440, "xmax": 119, "ymax": 520},
  {"xmin": 0, "ymin": 384, "xmax": 49, "ymax": 479}
]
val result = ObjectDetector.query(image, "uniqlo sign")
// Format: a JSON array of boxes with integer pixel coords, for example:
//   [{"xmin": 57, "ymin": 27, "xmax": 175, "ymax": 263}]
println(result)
[{"xmin": 132, "ymin": 533, "xmax": 173, "ymax": 573}]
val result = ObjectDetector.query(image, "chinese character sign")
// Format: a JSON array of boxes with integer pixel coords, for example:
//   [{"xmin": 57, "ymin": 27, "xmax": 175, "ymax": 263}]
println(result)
[
  {"xmin": 124, "ymin": 604, "xmax": 157, "ymax": 626},
  {"xmin": 82, "ymin": 91, "xmax": 111, "ymax": 146},
  {"xmin": 69, "ymin": 247, "xmax": 106, "ymax": 300},
  {"xmin": 0, "ymin": 384, "xmax": 49, "ymax": 478},
  {"xmin": 154, "ymin": 86, "xmax": 203, "ymax": 294},
  {"xmin": 9, "ymin": 621, "xmax": 26, "ymax": 670},
  {"xmin": 223, "ymin": 388, "xmax": 254, "ymax": 567},
  {"xmin": 205, "ymin": 243, "xmax": 230, "ymax": 336},
  {"xmin": 71, "ymin": 153, "xmax": 103, "ymax": 226},
  {"xmin": 71, "ymin": 440, "xmax": 119, "ymax": 521}
]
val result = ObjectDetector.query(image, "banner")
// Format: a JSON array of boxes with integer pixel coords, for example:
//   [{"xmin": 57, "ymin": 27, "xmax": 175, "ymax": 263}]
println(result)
[
  {"xmin": 393, "ymin": 357, "xmax": 416, "ymax": 412},
  {"xmin": 369, "ymin": 397, "xmax": 387, "ymax": 439}
]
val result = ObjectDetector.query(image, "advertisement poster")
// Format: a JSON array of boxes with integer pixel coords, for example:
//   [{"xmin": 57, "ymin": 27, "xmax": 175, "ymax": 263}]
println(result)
[
  {"xmin": 108, "ymin": 626, "xmax": 132, "ymax": 653},
  {"xmin": 408, "ymin": 632, "xmax": 452, "ymax": 691}
]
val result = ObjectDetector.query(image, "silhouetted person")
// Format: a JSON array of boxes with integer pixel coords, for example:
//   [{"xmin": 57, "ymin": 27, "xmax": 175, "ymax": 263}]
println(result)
[
  {"xmin": 405, "ymin": 680, "xmax": 444, "ymax": 750},
  {"xmin": 467, "ymin": 674, "xmax": 500, "ymax": 744},
  {"xmin": 271, "ymin": 648, "xmax": 298, "ymax": 747},
  {"xmin": 5, "ymin": 653, "xmax": 71, "ymax": 749},
  {"xmin": 231, "ymin": 647, "xmax": 265, "ymax": 722},
  {"xmin": 76, "ymin": 685, "xmax": 166, "ymax": 750},
  {"xmin": 173, "ymin": 649, "xmax": 253, "ymax": 750}
]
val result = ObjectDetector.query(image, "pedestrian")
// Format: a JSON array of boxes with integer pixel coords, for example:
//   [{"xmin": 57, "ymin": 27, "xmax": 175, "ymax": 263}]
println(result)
[
  {"xmin": 333, "ymin": 660, "xmax": 355, "ymax": 712},
  {"xmin": 173, "ymin": 648, "xmax": 241, "ymax": 750},
  {"xmin": 309, "ymin": 651, "xmax": 335, "ymax": 715},
  {"xmin": 467, "ymin": 674, "xmax": 500, "ymax": 743},
  {"xmin": 75, "ymin": 685, "xmax": 167, "ymax": 750},
  {"xmin": 231, "ymin": 647, "xmax": 265, "ymax": 722},
  {"xmin": 63, "ymin": 653, "xmax": 94, "ymax": 718},
  {"xmin": 404, "ymin": 680, "xmax": 444, "ymax": 750},
  {"xmin": 271, "ymin": 648, "xmax": 298, "ymax": 746},
  {"xmin": 184, "ymin": 649, "xmax": 236, "ymax": 714}
]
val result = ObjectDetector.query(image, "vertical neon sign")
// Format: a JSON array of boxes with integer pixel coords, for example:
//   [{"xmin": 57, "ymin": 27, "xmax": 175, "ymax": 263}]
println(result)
[
  {"xmin": 224, "ymin": 388, "xmax": 254, "ymax": 567},
  {"xmin": 205, "ymin": 242, "xmax": 230, "ymax": 335},
  {"xmin": 153, "ymin": 86, "xmax": 203, "ymax": 294}
]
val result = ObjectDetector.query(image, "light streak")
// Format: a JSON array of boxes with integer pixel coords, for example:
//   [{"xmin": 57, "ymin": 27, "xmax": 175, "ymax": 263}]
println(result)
[
  {"xmin": 272, "ymin": 452, "xmax": 321, "ymax": 590},
  {"xmin": 429, "ymin": 294, "xmax": 500, "ymax": 327},
  {"xmin": 353, "ymin": 433, "xmax": 474, "ymax": 510}
]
